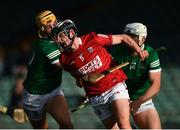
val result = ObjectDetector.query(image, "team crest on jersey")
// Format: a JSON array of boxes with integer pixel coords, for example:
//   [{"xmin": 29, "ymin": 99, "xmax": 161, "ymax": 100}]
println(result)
[
  {"xmin": 130, "ymin": 62, "xmax": 136, "ymax": 70},
  {"xmin": 87, "ymin": 47, "xmax": 93, "ymax": 53}
]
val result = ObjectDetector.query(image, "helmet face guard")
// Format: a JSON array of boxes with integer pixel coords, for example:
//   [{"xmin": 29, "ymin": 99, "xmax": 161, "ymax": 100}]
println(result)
[{"xmin": 51, "ymin": 19, "xmax": 77, "ymax": 51}]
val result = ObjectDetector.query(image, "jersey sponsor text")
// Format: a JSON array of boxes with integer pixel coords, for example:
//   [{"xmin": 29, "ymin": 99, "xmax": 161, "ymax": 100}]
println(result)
[{"xmin": 79, "ymin": 55, "xmax": 102, "ymax": 75}]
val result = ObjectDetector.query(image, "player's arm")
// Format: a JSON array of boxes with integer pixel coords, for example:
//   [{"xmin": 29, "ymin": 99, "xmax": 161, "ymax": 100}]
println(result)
[
  {"xmin": 130, "ymin": 71, "xmax": 161, "ymax": 112},
  {"xmin": 137, "ymin": 51, "xmax": 162, "ymax": 103},
  {"xmin": 112, "ymin": 34, "xmax": 148, "ymax": 60},
  {"xmin": 53, "ymin": 60, "xmax": 62, "ymax": 68},
  {"xmin": 45, "ymin": 46, "xmax": 63, "ymax": 68},
  {"xmin": 138, "ymin": 71, "xmax": 161, "ymax": 103}
]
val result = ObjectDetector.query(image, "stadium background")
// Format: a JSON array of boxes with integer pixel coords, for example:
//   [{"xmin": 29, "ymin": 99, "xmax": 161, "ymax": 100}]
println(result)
[{"xmin": 0, "ymin": 0, "xmax": 180, "ymax": 128}]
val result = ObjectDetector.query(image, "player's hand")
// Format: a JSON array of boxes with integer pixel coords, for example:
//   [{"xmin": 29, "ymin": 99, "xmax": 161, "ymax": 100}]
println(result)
[
  {"xmin": 129, "ymin": 100, "xmax": 141, "ymax": 113},
  {"xmin": 138, "ymin": 50, "xmax": 149, "ymax": 61}
]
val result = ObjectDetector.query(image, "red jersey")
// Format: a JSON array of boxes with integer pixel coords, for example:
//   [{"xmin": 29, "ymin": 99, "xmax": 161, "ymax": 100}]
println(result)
[{"xmin": 60, "ymin": 32, "xmax": 127, "ymax": 96}]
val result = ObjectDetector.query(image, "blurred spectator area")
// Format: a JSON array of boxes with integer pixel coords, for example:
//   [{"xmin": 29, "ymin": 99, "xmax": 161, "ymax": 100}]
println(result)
[{"xmin": 1, "ymin": 36, "xmax": 35, "ymax": 77}]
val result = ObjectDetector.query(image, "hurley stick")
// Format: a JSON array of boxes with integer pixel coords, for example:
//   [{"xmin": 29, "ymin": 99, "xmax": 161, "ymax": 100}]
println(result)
[
  {"xmin": 83, "ymin": 46, "xmax": 166, "ymax": 83},
  {"xmin": 71, "ymin": 97, "xmax": 89, "ymax": 113}
]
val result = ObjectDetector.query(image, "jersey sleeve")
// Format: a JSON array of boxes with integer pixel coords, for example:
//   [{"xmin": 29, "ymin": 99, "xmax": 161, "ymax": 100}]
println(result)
[
  {"xmin": 147, "ymin": 51, "xmax": 161, "ymax": 72},
  {"xmin": 40, "ymin": 41, "xmax": 61, "ymax": 64},
  {"xmin": 93, "ymin": 32, "xmax": 112, "ymax": 46}
]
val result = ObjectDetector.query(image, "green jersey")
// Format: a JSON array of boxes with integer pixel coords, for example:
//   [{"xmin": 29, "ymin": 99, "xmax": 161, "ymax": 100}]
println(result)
[
  {"xmin": 24, "ymin": 38, "xmax": 62, "ymax": 94},
  {"xmin": 107, "ymin": 44, "xmax": 161, "ymax": 100}
]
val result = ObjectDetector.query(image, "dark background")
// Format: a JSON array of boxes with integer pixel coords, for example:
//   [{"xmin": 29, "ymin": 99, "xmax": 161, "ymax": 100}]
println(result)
[{"xmin": 0, "ymin": 0, "xmax": 179, "ymax": 65}]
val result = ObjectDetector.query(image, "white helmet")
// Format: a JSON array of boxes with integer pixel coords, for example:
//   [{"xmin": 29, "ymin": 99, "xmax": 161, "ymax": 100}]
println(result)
[{"xmin": 123, "ymin": 22, "xmax": 147, "ymax": 39}]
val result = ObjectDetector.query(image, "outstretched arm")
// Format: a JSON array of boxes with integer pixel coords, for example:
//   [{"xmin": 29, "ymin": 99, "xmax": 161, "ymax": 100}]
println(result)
[{"xmin": 112, "ymin": 34, "xmax": 148, "ymax": 60}]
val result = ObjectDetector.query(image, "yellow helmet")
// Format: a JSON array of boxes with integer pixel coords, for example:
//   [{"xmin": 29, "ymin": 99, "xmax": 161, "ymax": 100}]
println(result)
[{"xmin": 35, "ymin": 10, "xmax": 57, "ymax": 30}]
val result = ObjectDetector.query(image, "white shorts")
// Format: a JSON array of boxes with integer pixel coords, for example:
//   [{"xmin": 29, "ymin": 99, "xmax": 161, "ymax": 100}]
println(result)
[
  {"xmin": 132, "ymin": 99, "xmax": 155, "ymax": 115},
  {"xmin": 89, "ymin": 82, "xmax": 129, "ymax": 120},
  {"xmin": 23, "ymin": 87, "xmax": 64, "ymax": 120}
]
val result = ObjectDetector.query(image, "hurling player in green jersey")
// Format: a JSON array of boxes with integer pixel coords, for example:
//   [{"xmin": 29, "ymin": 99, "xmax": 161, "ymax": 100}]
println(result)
[
  {"xmin": 23, "ymin": 10, "xmax": 73, "ymax": 129},
  {"xmin": 108, "ymin": 23, "xmax": 161, "ymax": 129}
]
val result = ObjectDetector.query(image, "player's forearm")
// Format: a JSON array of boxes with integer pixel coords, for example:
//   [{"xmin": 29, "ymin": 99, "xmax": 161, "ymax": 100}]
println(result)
[
  {"xmin": 137, "ymin": 82, "xmax": 161, "ymax": 103},
  {"xmin": 121, "ymin": 34, "xmax": 141, "ymax": 53},
  {"xmin": 112, "ymin": 34, "xmax": 141, "ymax": 53}
]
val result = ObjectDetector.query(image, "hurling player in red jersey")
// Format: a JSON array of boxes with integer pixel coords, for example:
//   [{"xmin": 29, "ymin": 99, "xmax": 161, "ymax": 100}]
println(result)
[{"xmin": 51, "ymin": 19, "xmax": 148, "ymax": 129}]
